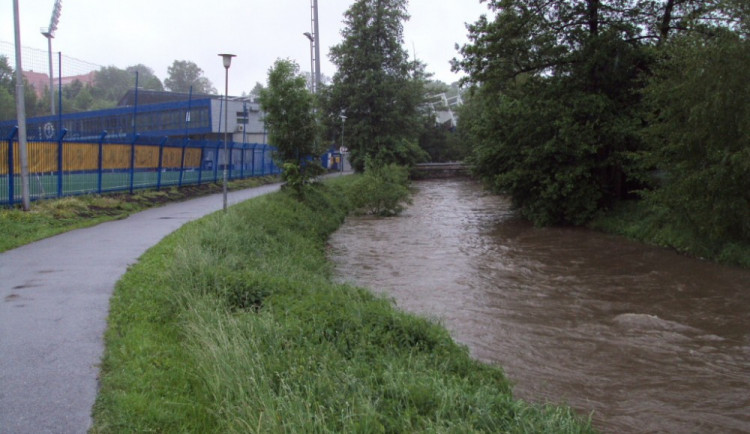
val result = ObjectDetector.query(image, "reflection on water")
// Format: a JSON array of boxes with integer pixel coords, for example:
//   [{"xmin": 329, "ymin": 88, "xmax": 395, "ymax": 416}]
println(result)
[{"xmin": 328, "ymin": 179, "xmax": 750, "ymax": 433}]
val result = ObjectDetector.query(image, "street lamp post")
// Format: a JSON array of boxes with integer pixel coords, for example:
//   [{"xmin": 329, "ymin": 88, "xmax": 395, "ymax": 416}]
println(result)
[{"xmin": 218, "ymin": 53, "xmax": 235, "ymax": 212}]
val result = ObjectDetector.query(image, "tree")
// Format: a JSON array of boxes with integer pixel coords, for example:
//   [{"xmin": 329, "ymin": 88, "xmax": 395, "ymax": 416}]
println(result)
[
  {"xmin": 258, "ymin": 59, "xmax": 322, "ymax": 193},
  {"xmin": 0, "ymin": 56, "xmax": 15, "ymax": 120},
  {"xmin": 326, "ymin": 0, "xmax": 428, "ymax": 171},
  {"xmin": 454, "ymin": 0, "xmax": 746, "ymax": 228},
  {"xmin": 454, "ymin": 1, "xmax": 651, "ymax": 225},
  {"xmin": 126, "ymin": 64, "xmax": 163, "ymax": 91},
  {"xmin": 248, "ymin": 81, "xmax": 265, "ymax": 100},
  {"xmin": 92, "ymin": 66, "xmax": 134, "ymax": 104},
  {"xmin": 644, "ymin": 31, "xmax": 750, "ymax": 244},
  {"xmin": 164, "ymin": 60, "xmax": 215, "ymax": 94}
]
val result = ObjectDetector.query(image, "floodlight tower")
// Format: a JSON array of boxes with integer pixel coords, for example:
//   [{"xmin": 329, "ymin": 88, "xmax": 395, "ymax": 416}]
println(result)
[
  {"xmin": 41, "ymin": 0, "xmax": 62, "ymax": 115},
  {"xmin": 306, "ymin": 0, "xmax": 321, "ymax": 93}
]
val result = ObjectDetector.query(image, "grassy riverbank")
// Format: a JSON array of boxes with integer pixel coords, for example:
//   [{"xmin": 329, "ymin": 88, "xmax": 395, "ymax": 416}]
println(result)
[
  {"xmin": 590, "ymin": 200, "xmax": 750, "ymax": 269},
  {"xmin": 91, "ymin": 174, "xmax": 593, "ymax": 433},
  {"xmin": 0, "ymin": 177, "xmax": 278, "ymax": 253}
]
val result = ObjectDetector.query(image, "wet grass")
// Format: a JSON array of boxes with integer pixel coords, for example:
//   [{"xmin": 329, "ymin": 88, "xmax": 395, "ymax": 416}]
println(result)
[
  {"xmin": 91, "ymin": 175, "xmax": 594, "ymax": 433},
  {"xmin": 590, "ymin": 200, "xmax": 750, "ymax": 269},
  {"xmin": 0, "ymin": 177, "xmax": 279, "ymax": 253}
]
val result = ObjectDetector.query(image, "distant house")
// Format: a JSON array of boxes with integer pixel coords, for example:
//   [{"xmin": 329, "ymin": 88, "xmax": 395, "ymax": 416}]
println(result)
[{"xmin": 22, "ymin": 70, "xmax": 96, "ymax": 97}]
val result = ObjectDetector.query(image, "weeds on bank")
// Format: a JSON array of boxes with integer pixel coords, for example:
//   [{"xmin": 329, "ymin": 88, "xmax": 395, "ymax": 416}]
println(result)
[
  {"xmin": 0, "ymin": 176, "xmax": 278, "ymax": 253},
  {"xmin": 590, "ymin": 200, "xmax": 750, "ymax": 269},
  {"xmin": 92, "ymin": 172, "xmax": 593, "ymax": 433}
]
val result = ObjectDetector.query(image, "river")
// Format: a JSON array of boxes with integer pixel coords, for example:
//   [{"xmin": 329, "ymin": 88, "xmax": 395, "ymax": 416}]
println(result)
[{"xmin": 328, "ymin": 178, "xmax": 750, "ymax": 433}]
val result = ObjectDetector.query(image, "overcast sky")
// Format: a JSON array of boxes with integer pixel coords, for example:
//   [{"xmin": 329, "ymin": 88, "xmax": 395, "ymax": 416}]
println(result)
[{"xmin": 1, "ymin": 1, "xmax": 491, "ymax": 96}]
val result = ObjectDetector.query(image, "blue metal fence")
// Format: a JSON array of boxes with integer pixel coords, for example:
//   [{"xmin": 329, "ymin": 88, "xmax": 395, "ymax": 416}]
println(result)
[{"xmin": 1, "ymin": 131, "xmax": 280, "ymax": 206}]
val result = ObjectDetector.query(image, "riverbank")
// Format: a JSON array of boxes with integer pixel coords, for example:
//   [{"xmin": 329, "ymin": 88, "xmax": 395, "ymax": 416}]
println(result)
[
  {"xmin": 91, "ymin": 175, "xmax": 593, "ymax": 432},
  {"xmin": 589, "ymin": 200, "xmax": 750, "ymax": 269}
]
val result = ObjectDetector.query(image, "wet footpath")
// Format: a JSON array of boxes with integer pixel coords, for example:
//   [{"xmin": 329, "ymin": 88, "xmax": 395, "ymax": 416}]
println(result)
[{"xmin": 0, "ymin": 183, "xmax": 281, "ymax": 434}]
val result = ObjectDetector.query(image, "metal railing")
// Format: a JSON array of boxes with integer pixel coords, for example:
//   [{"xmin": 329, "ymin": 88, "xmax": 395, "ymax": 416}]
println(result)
[{"xmin": 1, "ymin": 129, "xmax": 280, "ymax": 206}]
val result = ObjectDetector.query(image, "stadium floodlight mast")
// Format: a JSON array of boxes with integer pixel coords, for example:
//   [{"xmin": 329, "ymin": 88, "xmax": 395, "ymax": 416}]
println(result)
[
  {"xmin": 303, "ymin": 32, "xmax": 315, "ymax": 93},
  {"xmin": 218, "ymin": 53, "xmax": 235, "ymax": 212},
  {"xmin": 41, "ymin": 0, "xmax": 62, "ymax": 116},
  {"xmin": 304, "ymin": 0, "xmax": 321, "ymax": 93}
]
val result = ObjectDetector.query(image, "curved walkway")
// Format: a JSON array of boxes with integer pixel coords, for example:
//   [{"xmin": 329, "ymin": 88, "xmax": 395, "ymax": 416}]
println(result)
[{"xmin": 0, "ymin": 183, "xmax": 281, "ymax": 434}]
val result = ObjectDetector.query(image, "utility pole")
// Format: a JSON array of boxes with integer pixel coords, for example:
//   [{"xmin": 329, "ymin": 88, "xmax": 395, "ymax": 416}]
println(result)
[{"xmin": 13, "ymin": 0, "xmax": 31, "ymax": 210}]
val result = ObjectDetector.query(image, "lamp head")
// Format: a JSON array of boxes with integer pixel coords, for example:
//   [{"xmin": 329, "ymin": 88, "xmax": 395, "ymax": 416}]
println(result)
[
  {"xmin": 303, "ymin": 32, "xmax": 314, "ymax": 42},
  {"xmin": 218, "ymin": 53, "xmax": 236, "ymax": 69}
]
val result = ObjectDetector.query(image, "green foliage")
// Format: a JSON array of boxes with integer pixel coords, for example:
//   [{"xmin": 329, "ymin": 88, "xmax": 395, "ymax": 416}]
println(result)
[
  {"xmin": 454, "ymin": 0, "xmax": 747, "ymax": 230},
  {"xmin": 590, "ymin": 200, "xmax": 750, "ymax": 268},
  {"xmin": 326, "ymin": 0, "xmax": 428, "ymax": 171},
  {"xmin": 347, "ymin": 161, "xmax": 411, "ymax": 216},
  {"xmin": 0, "ymin": 176, "xmax": 279, "ymax": 253},
  {"xmin": 643, "ymin": 31, "xmax": 750, "ymax": 244},
  {"xmin": 92, "ymin": 176, "xmax": 593, "ymax": 433},
  {"xmin": 259, "ymin": 59, "xmax": 323, "ymax": 194},
  {"xmin": 462, "ymin": 36, "xmax": 647, "ymax": 226},
  {"xmin": 164, "ymin": 60, "xmax": 215, "ymax": 94}
]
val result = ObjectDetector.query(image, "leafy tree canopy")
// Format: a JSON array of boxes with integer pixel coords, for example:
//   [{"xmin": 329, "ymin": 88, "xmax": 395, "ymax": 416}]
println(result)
[
  {"xmin": 326, "ymin": 0, "xmax": 429, "ymax": 171},
  {"xmin": 258, "ymin": 59, "xmax": 322, "ymax": 193},
  {"xmin": 164, "ymin": 60, "xmax": 216, "ymax": 94},
  {"xmin": 452, "ymin": 0, "xmax": 746, "ymax": 226}
]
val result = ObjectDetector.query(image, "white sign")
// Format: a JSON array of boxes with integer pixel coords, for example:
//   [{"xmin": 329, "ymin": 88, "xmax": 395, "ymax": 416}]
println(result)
[
  {"xmin": 43, "ymin": 122, "xmax": 55, "ymax": 140},
  {"xmin": 339, "ymin": 146, "xmax": 348, "ymax": 154}
]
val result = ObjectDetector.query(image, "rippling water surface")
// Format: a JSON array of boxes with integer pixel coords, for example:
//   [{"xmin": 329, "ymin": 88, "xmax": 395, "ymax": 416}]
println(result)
[{"xmin": 328, "ymin": 178, "xmax": 750, "ymax": 433}]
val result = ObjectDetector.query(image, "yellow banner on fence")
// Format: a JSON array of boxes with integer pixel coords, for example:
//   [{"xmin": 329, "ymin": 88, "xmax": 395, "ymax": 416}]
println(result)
[{"xmin": 1, "ymin": 141, "xmax": 202, "ymax": 175}]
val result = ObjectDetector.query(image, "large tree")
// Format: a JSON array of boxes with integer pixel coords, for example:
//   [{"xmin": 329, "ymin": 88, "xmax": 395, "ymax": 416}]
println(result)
[
  {"xmin": 0, "ymin": 56, "xmax": 15, "ymax": 120},
  {"xmin": 126, "ymin": 64, "xmax": 164, "ymax": 91},
  {"xmin": 454, "ymin": 0, "xmax": 652, "ymax": 225},
  {"xmin": 258, "ymin": 59, "xmax": 322, "ymax": 193},
  {"xmin": 164, "ymin": 60, "xmax": 216, "ymax": 94},
  {"xmin": 644, "ymin": 30, "xmax": 750, "ymax": 244},
  {"xmin": 326, "ymin": 0, "xmax": 428, "ymax": 171}
]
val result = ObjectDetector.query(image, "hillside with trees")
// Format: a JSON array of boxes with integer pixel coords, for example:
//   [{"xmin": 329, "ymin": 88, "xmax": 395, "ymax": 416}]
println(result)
[{"xmin": 0, "ymin": 58, "xmax": 214, "ymax": 120}]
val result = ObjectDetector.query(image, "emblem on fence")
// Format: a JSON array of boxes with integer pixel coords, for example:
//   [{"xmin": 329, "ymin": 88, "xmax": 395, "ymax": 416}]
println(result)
[{"xmin": 44, "ymin": 122, "xmax": 55, "ymax": 140}]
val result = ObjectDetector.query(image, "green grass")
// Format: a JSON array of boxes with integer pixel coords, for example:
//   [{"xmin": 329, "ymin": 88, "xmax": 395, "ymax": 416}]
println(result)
[
  {"xmin": 590, "ymin": 200, "xmax": 750, "ymax": 268},
  {"xmin": 0, "ymin": 176, "xmax": 279, "ymax": 253},
  {"xmin": 91, "ymin": 176, "xmax": 593, "ymax": 433}
]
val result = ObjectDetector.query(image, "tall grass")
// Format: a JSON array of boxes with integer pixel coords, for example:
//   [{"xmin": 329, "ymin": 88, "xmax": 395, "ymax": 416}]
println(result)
[
  {"xmin": 92, "ymin": 175, "xmax": 593, "ymax": 433},
  {"xmin": 0, "ymin": 176, "xmax": 278, "ymax": 253},
  {"xmin": 590, "ymin": 200, "xmax": 750, "ymax": 268}
]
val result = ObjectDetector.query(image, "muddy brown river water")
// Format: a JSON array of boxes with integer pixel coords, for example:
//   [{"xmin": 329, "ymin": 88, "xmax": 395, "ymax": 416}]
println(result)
[{"xmin": 328, "ymin": 178, "xmax": 750, "ymax": 433}]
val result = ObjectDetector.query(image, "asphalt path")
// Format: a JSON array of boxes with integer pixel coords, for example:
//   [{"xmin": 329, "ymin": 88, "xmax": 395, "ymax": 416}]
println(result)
[{"xmin": 0, "ymin": 183, "xmax": 282, "ymax": 434}]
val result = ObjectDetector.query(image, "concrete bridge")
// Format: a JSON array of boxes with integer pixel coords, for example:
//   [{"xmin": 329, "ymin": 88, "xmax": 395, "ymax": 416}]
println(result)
[{"xmin": 413, "ymin": 162, "xmax": 471, "ymax": 179}]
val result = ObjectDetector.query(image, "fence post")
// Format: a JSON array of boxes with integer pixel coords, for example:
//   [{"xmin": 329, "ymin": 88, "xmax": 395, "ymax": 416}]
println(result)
[
  {"xmin": 56, "ymin": 128, "xmax": 67, "ymax": 198},
  {"xmin": 197, "ymin": 145, "xmax": 203, "ymax": 185},
  {"xmin": 240, "ymin": 144, "xmax": 246, "ymax": 179},
  {"xmin": 7, "ymin": 127, "xmax": 18, "ymax": 206},
  {"xmin": 213, "ymin": 142, "xmax": 219, "ymax": 183},
  {"xmin": 251, "ymin": 143, "xmax": 257, "ymax": 177},
  {"xmin": 178, "ymin": 139, "xmax": 188, "ymax": 187},
  {"xmin": 261, "ymin": 145, "xmax": 266, "ymax": 176},
  {"xmin": 228, "ymin": 140, "xmax": 234, "ymax": 180},
  {"xmin": 157, "ymin": 136, "xmax": 167, "ymax": 190},
  {"xmin": 97, "ymin": 131, "xmax": 107, "ymax": 194},
  {"xmin": 129, "ymin": 134, "xmax": 139, "ymax": 194}
]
